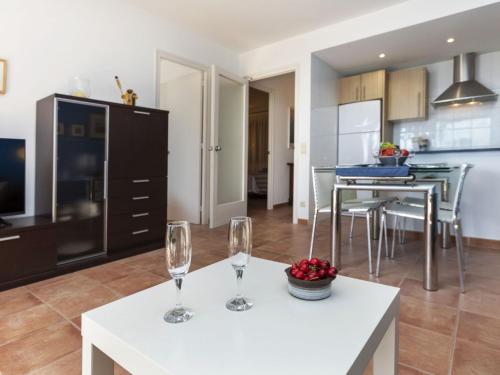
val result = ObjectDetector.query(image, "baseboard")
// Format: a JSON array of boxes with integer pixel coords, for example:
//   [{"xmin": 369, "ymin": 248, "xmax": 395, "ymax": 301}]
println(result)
[
  {"xmin": 298, "ymin": 218, "xmax": 309, "ymax": 225},
  {"xmin": 398, "ymin": 229, "xmax": 500, "ymax": 251},
  {"xmin": 273, "ymin": 202, "xmax": 289, "ymax": 209}
]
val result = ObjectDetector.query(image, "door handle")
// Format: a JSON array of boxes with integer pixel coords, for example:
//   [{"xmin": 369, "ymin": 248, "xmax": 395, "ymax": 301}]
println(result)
[
  {"xmin": 132, "ymin": 212, "xmax": 149, "ymax": 218},
  {"xmin": 132, "ymin": 179, "xmax": 150, "ymax": 183},
  {"xmin": 133, "ymin": 110, "xmax": 150, "ymax": 116},
  {"xmin": 208, "ymin": 146, "xmax": 214, "ymax": 151},
  {"xmin": 0, "ymin": 235, "xmax": 20, "ymax": 242},
  {"xmin": 132, "ymin": 196, "xmax": 150, "ymax": 200},
  {"xmin": 215, "ymin": 146, "xmax": 222, "ymax": 151},
  {"xmin": 132, "ymin": 229, "xmax": 149, "ymax": 235}
]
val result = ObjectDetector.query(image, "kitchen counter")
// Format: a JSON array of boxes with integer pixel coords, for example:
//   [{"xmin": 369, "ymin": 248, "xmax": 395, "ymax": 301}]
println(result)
[{"xmin": 413, "ymin": 147, "xmax": 500, "ymax": 154}]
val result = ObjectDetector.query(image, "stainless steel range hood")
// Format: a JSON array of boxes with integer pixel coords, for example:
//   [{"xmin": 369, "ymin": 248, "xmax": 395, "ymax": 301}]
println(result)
[{"xmin": 432, "ymin": 53, "xmax": 498, "ymax": 106}]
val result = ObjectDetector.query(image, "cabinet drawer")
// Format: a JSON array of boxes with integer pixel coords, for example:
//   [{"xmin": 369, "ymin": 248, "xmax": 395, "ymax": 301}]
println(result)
[
  {"xmin": 108, "ymin": 193, "xmax": 166, "ymax": 216},
  {"xmin": 108, "ymin": 177, "xmax": 166, "ymax": 198},
  {"xmin": 108, "ymin": 209, "xmax": 166, "ymax": 235},
  {"xmin": 0, "ymin": 228, "xmax": 57, "ymax": 283},
  {"xmin": 107, "ymin": 226, "xmax": 164, "ymax": 253}
]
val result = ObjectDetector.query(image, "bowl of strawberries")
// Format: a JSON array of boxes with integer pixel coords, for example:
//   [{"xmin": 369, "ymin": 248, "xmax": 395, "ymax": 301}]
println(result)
[
  {"xmin": 376, "ymin": 142, "xmax": 411, "ymax": 166},
  {"xmin": 285, "ymin": 258, "xmax": 338, "ymax": 300}
]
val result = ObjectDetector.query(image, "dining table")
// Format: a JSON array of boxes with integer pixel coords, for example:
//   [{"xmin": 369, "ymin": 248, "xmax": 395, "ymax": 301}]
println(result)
[{"xmin": 330, "ymin": 164, "xmax": 459, "ymax": 291}]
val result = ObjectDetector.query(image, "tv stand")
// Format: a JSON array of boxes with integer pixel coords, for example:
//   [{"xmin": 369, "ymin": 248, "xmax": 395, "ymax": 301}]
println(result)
[{"xmin": 0, "ymin": 218, "xmax": 12, "ymax": 228}]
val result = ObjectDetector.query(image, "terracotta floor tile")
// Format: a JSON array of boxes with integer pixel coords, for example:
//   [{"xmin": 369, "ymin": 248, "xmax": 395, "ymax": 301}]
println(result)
[
  {"xmin": 0, "ymin": 304, "xmax": 63, "ymax": 345},
  {"xmin": 41, "ymin": 284, "xmax": 120, "ymax": 319},
  {"xmin": 29, "ymin": 349, "xmax": 81, "ymax": 375},
  {"xmin": 105, "ymin": 271, "xmax": 165, "ymax": 296},
  {"xmin": 457, "ymin": 311, "xmax": 500, "ymax": 351},
  {"xmin": 400, "ymin": 278, "xmax": 460, "ymax": 308},
  {"xmin": 400, "ymin": 295, "xmax": 457, "ymax": 336},
  {"xmin": 399, "ymin": 364, "xmax": 430, "ymax": 374},
  {"xmin": 0, "ymin": 291, "xmax": 41, "ymax": 318},
  {"xmin": 452, "ymin": 339, "xmax": 500, "ymax": 375},
  {"xmin": 28, "ymin": 274, "xmax": 101, "ymax": 302},
  {"xmin": 0, "ymin": 322, "xmax": 81, "ymax": 375},
  {"xmin": 459, "ymin": 289, "xmax": 500, "ymax": 319},
  {"xmin": 80, "ymin": 261, "xmax": 137, "ymax": 284},
  {"xmin": 399, "ymin": 323, "xmax": 452, "ymax": 375},
  {"xmin": 71, "ymin": 316, "xmax": 81, "ymax": 330}
]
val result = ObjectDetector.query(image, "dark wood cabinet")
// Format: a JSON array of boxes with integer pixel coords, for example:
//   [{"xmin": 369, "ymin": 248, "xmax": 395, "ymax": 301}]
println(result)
[{"xmin": 0, "ymin": 94, "xmax": 169, "ymax": 291}]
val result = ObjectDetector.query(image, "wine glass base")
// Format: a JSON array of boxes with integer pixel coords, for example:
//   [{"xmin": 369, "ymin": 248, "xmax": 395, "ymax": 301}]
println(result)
[
  {"xmin": 226, "ymin": 296, "xmax": 253, "ymax": 312},
  {"xmin": 164, "ymin": 307, "xmax": 193, "ymax": 323}
]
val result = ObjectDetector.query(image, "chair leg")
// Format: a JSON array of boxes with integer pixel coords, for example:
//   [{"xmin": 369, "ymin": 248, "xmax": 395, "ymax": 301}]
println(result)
[
  {"xmin": 401, "ymin": 217, "xmax": 406, "ymax": 244},
  {"xmin": 349, "ymin": 212, "xmax": 355, "ymax": 238},
  {"xmin": 456, "ymin": 222, "xmax": 466, "ymax": 272},
  {"xmin": 454, "ymin": 222, "xmax": 465, "ymax": 293},
  {"xmin": 376, "ymin": 212, "xmax": 386, "ymax": 277},
  {"xmin": 391, "ymin": 215, "xmax": 398, "ymax": 259},
  {"xmin": 366, "ymin": 212, "xmax": 373, "ymax": 274},
  {"xmin": 308, "ymin": 211, "xmax": 318, "ymax": 260},
  {"xmin": 383, "ymin": 212, "xmax": 389, "ymax": 258}
]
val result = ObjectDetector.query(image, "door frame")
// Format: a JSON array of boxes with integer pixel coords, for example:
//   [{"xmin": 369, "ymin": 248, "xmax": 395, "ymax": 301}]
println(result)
[
  {"xmin": 155, "ymin": 50, "xmax": 210, "ymax": 224},
  {"xmin": 247, "ymin": 66, "xmax": 297, "ymax": 216},
  {"xmin": 247, "ymin": 83, "xmax": 274, "ymax": 210}
]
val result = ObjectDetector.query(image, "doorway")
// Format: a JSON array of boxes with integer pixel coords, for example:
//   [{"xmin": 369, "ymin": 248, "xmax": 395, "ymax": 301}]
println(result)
[
  {"xmin": 248, "ymin": 87, "xmax": 270, "ymax": 212},
  {"xmin": 249, "ymin": 72, "xmax": 295, "ymax": 215},
  {"xmin": 157, "ymin": 55, "xmax": 206, "ymax": 224}
]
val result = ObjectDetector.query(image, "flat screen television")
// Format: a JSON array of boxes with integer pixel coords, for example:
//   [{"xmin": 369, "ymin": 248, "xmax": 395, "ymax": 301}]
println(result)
[{"xmin": 0, "ymin": 138, "xmax": 26, "ymax": 226}]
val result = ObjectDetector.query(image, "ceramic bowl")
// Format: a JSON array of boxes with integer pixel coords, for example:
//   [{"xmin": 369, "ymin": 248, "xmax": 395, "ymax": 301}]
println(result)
[
  {"xmin": 377, "ymin": 155, "xmax": 408, "ymax": 166},
  {"xmin": 284, "ymin": 267, "xmax": 335, "ymax": 300}
]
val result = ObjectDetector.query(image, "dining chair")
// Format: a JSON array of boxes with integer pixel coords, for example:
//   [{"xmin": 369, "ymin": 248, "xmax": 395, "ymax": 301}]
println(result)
[
  {"xmin": 375, "ymin": 164, "xmax": 473, "ymax": 292},
  {"xmin": 309, "ymin": 166, "xmax": 391, "ymax": 274}
]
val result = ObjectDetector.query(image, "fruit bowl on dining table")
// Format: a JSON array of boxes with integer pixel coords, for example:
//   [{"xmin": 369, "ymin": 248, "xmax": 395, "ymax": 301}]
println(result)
[
  {"xmin": 375, "ymin": 142, "xmax": 412, "ymax": 166},
  {"xmin": 285, "ymin": 258, "xmax": 338, "ymax": 300}
]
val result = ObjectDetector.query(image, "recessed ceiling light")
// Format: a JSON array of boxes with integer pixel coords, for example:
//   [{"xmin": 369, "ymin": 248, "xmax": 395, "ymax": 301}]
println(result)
[
  {"xmin": 447, "ymin": 38, "xmax": 455, "ymax": 44},
  {"xmin": 379, "ymin": 53, "xmax": 386, "ymax": 59}
]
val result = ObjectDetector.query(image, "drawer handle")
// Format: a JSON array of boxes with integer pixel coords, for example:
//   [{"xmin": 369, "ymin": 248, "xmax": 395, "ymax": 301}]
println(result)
[
  {"xmin": 133, "ymin": 110, "xmax": 150, "ymax": 116},
  {"xmin": 132, "ymin": 212, "xmax": 149, "ymax": 218},
  {"xmin": 132, "ymin": 229, "xmax": 149, "ymax": 235},
  {"xmin": 0, "ymin": 235, "xmax": 21, "ymax": 242},
  {"xmin": 132, "ymin": 196, "xmax": 150, "ymax": 200},
  {"xmin": 132, "ymin": 179, "xmax": 150, "ymax": 183}
]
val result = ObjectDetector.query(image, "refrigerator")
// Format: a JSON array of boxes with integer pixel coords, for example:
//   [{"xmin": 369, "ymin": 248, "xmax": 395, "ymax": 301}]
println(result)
[{"xmin": 337, "ymin": 99, "xmax": 381, "ymax": 165}]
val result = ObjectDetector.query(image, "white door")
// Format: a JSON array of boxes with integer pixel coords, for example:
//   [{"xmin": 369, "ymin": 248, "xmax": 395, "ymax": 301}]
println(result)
[
  {"xmin": 159, "ymin": 60, "xmax": 203, "ymax": 224},
  {"xmin": 209, "ymin": 66, "xmax": 249, "ymax": 228}
]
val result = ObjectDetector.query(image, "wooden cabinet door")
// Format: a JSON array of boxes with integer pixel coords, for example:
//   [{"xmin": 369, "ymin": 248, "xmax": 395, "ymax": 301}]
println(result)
[
  {"xmin": 108, "ymin": 106, "xmax": 134, "ymax": 179},
  {"xmin": 388, "ymin": 68, "xmax": 427, "ymax": 121},
  {"xmin": 129, "ymin": 111, "xmax": 168, "ymax": 178},
  {"xmin": 361, "ymin": 70, "xmax": 386, "ymax": 101},
  {"xmin": 338, "ymin": 75, "xmax": 361, "ymax": 104}
]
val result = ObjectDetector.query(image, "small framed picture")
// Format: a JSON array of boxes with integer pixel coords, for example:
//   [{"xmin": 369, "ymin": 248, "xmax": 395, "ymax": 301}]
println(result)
[
  {"xmin": 287, "ymin": 107, "xmax": 295, "ymax": 149},
  {"xmin": 71, "ymin": 124, "xmax": 85, "ymax": 137},
  {"xmin": 0, "ymin": 59, "xmax": 6, "ymax": 95},
  {"xmin": 57, "ymin": 122, "xmax": 64, "ymax": 135},
  {"xmin": 89, "ymin": 113, "xmax": 106, "ymax": 138}
]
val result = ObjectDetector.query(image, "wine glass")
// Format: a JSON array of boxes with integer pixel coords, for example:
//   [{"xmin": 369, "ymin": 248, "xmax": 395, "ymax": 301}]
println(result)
[
  {"xmin": 164, "ymin": 221, "xmax": 193, "ymax": 323},
  {"xmin": 226, "ymin": 216, "xmax": 253, "ymax": 312}
]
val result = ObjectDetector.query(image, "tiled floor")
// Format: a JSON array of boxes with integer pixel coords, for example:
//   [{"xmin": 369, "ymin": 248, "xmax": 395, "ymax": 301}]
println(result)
[{"xmin": 1, "ymin": 202, "xmax": 500, "ymax": 374}]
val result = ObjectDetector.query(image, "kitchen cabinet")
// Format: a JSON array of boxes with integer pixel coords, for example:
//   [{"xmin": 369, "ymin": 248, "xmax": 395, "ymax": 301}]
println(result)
[
  {"xmin": 388, "ymin": 67, "xmax": 427, "ymax": 121},
  {"xmin": 338, "ymin": 70, "xmax": 386, "ymax": 104}
]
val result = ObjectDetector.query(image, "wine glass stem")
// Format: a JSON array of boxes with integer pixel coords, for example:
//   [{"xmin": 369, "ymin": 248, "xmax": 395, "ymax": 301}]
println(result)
[
  {"xmin": 175, "ymin": 277, "xmax": 183, "ymax": 309},
  {"xmin": 235, "ymin": 268, "xmax": 243, "ymax": 299}
]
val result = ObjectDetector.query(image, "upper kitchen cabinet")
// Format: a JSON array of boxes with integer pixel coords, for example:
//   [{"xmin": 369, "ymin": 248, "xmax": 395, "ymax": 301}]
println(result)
[
  {"xmin": 388, "ymin": 67, "xmax": 427, "ymax": 121},
  {"xmin": 338, "ymin": 70, "xmax": 386, "ymax": 104}
]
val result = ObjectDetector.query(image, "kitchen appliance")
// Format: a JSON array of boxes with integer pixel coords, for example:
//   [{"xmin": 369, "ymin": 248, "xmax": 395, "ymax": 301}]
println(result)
[
  {"xmin": 338, "ymin": 99, "xmax": 381, "ymax": 165},
  {"xmin": 432, "ymin": 53, "xmax": 498, "ymax": 106}
]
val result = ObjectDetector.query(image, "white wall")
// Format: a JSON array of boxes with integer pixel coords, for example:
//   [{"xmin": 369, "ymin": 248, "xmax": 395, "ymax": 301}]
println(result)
[
  {"xmin": 0, "ymin": 0, "xmax": 239, "ymax": 216},
  {"xmin": 310, "ymin": 55, "xmax": 339, "ymax": 218},
  {"xmin": 251, "ymin": 74, "xmax": 295, "ymax": 206},
  {"xmin": 391, "ymin": 50, "xmax": 500, "ymax": 241},
  {"xmin": 239, "ymin": 0, "xmax": 499, "ymax": 223}
]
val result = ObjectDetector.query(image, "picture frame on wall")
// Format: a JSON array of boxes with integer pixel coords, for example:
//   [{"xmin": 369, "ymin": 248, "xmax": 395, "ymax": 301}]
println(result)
[
  {"xmin": 0, "ymin": 59, "xmax": 6, "ymax": 95},
  {"xmin": 287, "ymin": 107, "xmax": 295, "ymax": 149},
  {"xmin": 71, "ymin": 124, "xmax": 85, "ymax": 137}
]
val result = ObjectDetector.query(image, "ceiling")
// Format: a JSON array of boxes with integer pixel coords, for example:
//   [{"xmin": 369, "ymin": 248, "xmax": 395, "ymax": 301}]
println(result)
[
  {"xmin": 315, "ymin": 3, "xmax": 500, "ymax": 75},
  {"xmin": 126, "ymin": 0, "xmax": 406, "ymax": 51}
]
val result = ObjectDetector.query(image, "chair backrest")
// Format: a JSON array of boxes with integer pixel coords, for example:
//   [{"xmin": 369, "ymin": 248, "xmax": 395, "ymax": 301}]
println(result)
[
  {"xmin": 452, "ymin": 164, "xmax": 473, "ymax": 221},
  {"xmin": 311, "ymin": 166, "xmax": 336, "ymax": 210}
]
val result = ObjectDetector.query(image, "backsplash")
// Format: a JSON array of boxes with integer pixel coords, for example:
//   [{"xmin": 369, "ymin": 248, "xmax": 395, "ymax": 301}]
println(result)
[{"xmin": 393, "ymin": 50, "xmax": 500, "ymax": 151}]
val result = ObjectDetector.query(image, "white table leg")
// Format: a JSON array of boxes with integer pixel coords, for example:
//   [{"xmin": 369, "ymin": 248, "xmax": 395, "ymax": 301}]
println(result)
[
  {"xmin": 373, "ymin": 317, "xmax": 398, "ymax": 375},
  {"xmin": 82, "ymin": 337, "xmax": 114, "ymax": 375}
]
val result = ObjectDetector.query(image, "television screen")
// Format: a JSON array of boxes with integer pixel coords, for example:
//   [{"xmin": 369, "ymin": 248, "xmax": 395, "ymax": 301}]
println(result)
[{"xmin": 0, "ymin": 138, "xmax": 26, "ymax": 215}]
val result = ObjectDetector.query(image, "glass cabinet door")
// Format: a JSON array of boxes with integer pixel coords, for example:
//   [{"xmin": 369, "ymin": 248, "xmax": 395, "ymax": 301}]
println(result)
[{"xmin": 55, "ymin": 100, "xmax": 107, "ymax": 262}]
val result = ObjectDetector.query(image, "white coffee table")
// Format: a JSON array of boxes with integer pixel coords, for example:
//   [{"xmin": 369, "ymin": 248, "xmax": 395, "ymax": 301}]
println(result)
[{"xmin": 82, "ymin": 258, "xmax": 399, "ymax": 375}]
